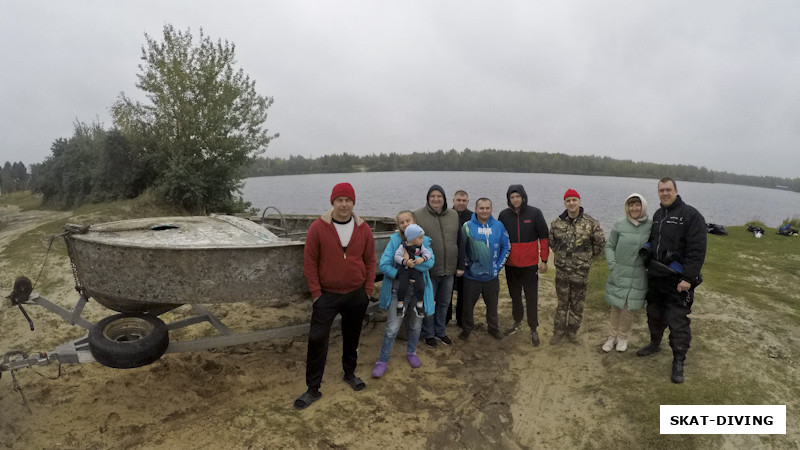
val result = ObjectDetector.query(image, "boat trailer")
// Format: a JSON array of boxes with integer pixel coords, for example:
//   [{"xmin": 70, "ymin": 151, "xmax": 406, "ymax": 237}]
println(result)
[{"xmin": 1, "ymin": 289, "xmax": 380, "ymax": 376}]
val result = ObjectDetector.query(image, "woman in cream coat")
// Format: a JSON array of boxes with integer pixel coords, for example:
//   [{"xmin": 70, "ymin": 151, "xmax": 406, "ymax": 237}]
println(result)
[{"xmin": 602, "ymin": 193, "xmax": 652, "ymax": 352}]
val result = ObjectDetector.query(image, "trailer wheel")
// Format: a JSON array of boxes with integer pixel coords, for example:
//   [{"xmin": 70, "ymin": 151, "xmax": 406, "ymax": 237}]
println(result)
[{"xmin": 88, "ymin": 314, "xmax": 169, "ymax": 369}]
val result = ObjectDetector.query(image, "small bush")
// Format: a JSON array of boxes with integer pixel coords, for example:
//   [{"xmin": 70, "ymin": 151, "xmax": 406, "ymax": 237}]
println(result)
[
  {"xmin": 745, "ymin": 219, "xmax": 766, "ymax": 228},
  {"xmin": 781, "ymin": 216, "xmax": 800, "ymax": 229}
]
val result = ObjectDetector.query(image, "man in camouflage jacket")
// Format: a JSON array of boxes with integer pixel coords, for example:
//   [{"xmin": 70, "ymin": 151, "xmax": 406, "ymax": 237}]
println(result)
[{"xmin": 548, "ymin": 189, "xmax": 605, "ymax": 344}]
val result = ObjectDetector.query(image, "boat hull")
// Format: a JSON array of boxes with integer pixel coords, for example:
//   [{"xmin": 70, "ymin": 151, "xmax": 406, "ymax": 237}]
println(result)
[{"xmin": 66, "ymin": 215, "xmax": 393, "ymax": 313}]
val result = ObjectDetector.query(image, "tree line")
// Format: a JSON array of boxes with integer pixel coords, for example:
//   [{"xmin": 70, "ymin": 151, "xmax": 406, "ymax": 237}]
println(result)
[
  {"xmin": 245, "ymin": 149, "xmax": 800, "ymax": 193},
  {"xmin": 0, "ymin": 25, "xmax": 276, "ymax": 213},
  {"xmin": 0, "ymin": 161, "xmax": 31, "ymax": 194}
]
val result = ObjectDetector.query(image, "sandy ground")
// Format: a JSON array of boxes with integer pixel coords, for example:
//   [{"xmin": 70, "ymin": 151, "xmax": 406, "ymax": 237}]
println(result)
[{"xmin": 1, "ymin": 205, "xmax": 797, "ymax": 449}]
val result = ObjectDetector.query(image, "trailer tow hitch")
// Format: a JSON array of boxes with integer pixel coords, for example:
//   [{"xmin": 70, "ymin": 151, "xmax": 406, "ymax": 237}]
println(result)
[{"xmin": 6, "ymin": 276, "xmax": 35, "ymax": 331}]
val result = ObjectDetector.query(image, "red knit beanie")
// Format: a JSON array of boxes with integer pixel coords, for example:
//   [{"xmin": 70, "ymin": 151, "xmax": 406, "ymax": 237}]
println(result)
[
  {"xmin": 330, "ymin": 182, "xmax": 356, "ymax": 204},
  {"xmin": 563, "ymin": 188, "xmax": 580, "ymax": 200}
]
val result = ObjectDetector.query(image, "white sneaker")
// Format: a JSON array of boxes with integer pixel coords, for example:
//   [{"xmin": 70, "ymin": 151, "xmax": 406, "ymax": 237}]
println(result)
[
  {"xmin": 602, "ymin": 337, "xmax": 616, "ymax": 352},
  {"xmin": 615, "ymin": 338, "xmax": 628, "ymax": 352}
]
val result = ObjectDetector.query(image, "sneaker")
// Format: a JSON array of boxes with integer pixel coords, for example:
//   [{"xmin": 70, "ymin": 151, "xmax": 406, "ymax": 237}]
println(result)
[
  {"xmin": 615, "ymin": 338, "xmax": 628, "ymax": 352},
  {"xmin": 489, "ymin": 329, "xmax": 503, "ymax": 340},
  {"xmin": 602, "ymin": 337, "xmax": 616, "ymax": 353},
  {"xmin": 414, "ymin": 304, "xmax": 425, "ymax": 318},
  {"xmin": 550, "ymin": 334, "xmax": 563, "ymax": 345},
  {"xmin": 506, "ymin": 320, "xmax": 523, "ymax": 336},
  {"xmin": 438, "ymin": 335, "xmax": 453, "ymax": 346},
  {"xmin": 371, "ymin": 361, "xmax": 387, "ymax": 378},
  {"xmin": 396, "ymin": 307, "xmax": 405, "ymax": 318},
  {"xmin": 458, "ymin": 330, "xmax": 470, "ymax": 340},
  {"xmin": 406, "ymin": 353, "xmax": 421, "ymax": 368},
  {"xmin": 424, "ymin": 337, "xmax": 437, "ymax": 348},
  {"xmin": 530, "ymin": 330, "xmax": 540, "ymax": 347},
  {"xmin": 567, "ymin": 333, "xmax": 579, "ymax": 344}
]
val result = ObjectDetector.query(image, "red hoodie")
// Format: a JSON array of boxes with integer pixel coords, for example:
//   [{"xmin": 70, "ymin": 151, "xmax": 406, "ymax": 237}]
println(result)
[
  {"xmin": 303, "ymin": 209, "xmax": 376, "ymax": 298},
  {"xmin": 497, "ymin": 184, "xmax": 550, "ymax": 268}
]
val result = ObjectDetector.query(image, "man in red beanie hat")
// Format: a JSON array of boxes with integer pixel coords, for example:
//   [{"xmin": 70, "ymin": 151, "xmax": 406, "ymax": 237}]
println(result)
[
  {"xmin": 548, "ymin": 188, "xmax": 605, "ymax": 345},
  {"xmin": 294, "ymin": 182, "xmax": 376, "ymax": 409}
]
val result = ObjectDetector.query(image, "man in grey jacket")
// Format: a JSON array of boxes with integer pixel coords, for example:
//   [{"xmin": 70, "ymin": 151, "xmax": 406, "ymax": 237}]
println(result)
[{"xmin": 414, "ymin": 185, "xmax": 460, "ymax": 347}]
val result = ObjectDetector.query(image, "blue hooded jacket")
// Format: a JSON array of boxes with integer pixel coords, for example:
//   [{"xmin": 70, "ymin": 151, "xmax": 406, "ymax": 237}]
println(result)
[
  {"xmin": 378, "ymin": 233, "xmax": 435, "ymax": 315},
  {"xmin": 459, "ymin": 213, "xmax": 510, "ymax": 282}
]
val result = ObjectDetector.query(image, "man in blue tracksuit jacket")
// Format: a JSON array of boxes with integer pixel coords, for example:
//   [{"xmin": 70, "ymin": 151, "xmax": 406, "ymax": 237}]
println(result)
[{"xmin": 456, "ymin": 198, "xmax": 510, "ymax": 340}]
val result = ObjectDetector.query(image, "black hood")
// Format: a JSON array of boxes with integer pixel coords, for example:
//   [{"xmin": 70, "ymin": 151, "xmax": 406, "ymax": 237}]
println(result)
[
  {"xmin": 426, "ymin": 184, "xmax": 448, "ymax": 210},
  {"xmin": 506, "ymin": 184, "xmax": 528, "ymax": 208}
]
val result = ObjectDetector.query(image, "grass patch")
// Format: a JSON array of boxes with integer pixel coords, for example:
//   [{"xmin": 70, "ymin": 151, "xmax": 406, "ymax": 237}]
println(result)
[
  {"xmin": 703, "ymin": 226, "xmax": 800, "ymax": 323},
  {"xmin": 1, "ymin": 193, "xmax": 185, "ymax": 295},
  {"xmin": 578, "ymin": 226, "xmax": 800, "ymax": 449},
  {"xmin": 0, "ymin": 191, "xmax": 44, "ymax": 210}
]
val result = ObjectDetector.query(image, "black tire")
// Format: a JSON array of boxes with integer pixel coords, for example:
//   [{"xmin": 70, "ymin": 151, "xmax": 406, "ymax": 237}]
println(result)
[{"xmin": 88, "ymin": 314, "xmax": 169, "ymax": 369}]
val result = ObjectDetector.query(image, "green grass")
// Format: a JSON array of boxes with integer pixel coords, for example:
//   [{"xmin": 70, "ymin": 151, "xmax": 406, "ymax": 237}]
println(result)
[
  {"xmin": 703, "ymin": 226, "xmax": 800, "ymax": 323},
  {"xmin": 0, "ymin": 190, "xmax": 43, "ymax": 210},
  {"xmin": 582, "ymin": 226, "xmax": 800, "ymax": 448},
  {"xmin": 1, "ymin": 192, "xmax": 184, "ymax": 297}
]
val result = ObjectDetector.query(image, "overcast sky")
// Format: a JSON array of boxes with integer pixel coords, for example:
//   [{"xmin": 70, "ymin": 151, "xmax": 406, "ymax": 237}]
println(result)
[{"xmin": 2, "ymin": 1, "xmax": 799, "ymax": 178}]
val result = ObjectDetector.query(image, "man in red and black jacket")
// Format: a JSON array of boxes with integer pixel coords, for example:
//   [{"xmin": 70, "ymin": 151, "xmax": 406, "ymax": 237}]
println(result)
[
  {"xmin": 294, "ymin": 182, "xmax": 375, "ymax": 410},
  {"xmin": 498, "ymin": 184, "xmax": 549, "ymax": 346}
]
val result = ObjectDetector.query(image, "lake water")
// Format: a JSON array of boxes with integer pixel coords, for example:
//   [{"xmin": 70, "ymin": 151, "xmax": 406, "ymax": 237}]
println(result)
[{"xmin": 243, "ymin": 172, "xmax": 800, "ymax": 232}]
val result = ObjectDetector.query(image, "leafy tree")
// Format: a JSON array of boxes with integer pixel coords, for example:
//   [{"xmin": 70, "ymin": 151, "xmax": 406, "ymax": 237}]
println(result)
[
  {"xmin": 0, "ymin": 162, "xmax": 12, "ymax": 194},
  {"xmin": 32, "ymin": 122, "xmax": 145, "ymax": 208},
  {"xmin": 112, "ymin": 25, "xmax": 278, "ymax": 213},
  {"xmin": 10, "ymin": 162, "xmax": 29, "ymax": 190},
  {"xmin": 0, "ymin": 161, "xmax": 31, "ymax": 194}
]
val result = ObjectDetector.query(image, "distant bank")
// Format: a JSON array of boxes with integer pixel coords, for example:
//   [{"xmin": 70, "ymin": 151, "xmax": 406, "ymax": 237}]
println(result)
[{"xmin": 245, "ymin": 149, "xmax": 800, "ymax": 194}]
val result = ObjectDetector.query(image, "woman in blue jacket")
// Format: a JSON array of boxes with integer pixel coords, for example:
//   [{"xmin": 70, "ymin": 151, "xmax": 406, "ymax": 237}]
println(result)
[
  {"xmin": 372, "ymin": 210, "xmax": 435, "ymax": 378},
  {"xmin": 602, "ymin": 193, "xmax": 652, "ymax": 352}
]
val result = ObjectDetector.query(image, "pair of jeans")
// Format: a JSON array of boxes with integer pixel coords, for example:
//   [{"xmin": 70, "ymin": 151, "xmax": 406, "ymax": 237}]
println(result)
[
  {"xmin": 421, "ymin": 274, "xmax": 454, "ymax": 339},
  {"xmin": 377, "ymin": 282, "xmax": 423, "ymax": 363}
]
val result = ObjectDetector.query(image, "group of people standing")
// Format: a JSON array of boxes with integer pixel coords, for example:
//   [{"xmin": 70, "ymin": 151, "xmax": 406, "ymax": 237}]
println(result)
[{"xmin": 294, "ymin": 177, "xmax": 706, "ymax": 410}]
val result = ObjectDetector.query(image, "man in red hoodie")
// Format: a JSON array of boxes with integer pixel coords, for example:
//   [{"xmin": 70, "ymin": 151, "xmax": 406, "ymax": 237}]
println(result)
[
  {"xmin": 294, "ymin": 182, "xmax": 376, "ymax": 410},
  {"xmin": 498, "ymin": 184, "xmax": 549, "ymax": 346}
]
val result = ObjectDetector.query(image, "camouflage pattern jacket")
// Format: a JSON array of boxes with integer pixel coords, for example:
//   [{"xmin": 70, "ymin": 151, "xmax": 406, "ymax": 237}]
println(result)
[{"xmin": 549, "ymin": 207, "xmax": 606, "ymax": 273}]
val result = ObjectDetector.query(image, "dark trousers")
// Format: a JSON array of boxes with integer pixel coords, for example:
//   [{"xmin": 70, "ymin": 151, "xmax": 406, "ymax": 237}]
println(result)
[
  {"xmin": 305, "ymin": 288, "xmax": 370, "ymax": 390},
  {"xmin": 462, "ymin": 277, "xmax": 500, "ymax": 334},
  {"xmin": 505, "ymin": 265, "xmax": 540, "ymax": 330},
  {"xmin": 646, "ymin": 277, "xmax": 693, "ymax": 361},
  {"xmin": 396, "ymin": 267, "xmax": 425, "ymax": 307},
  {"xmin": 447, "ymin": 275, "xmax": 465, "ymax": 326}
]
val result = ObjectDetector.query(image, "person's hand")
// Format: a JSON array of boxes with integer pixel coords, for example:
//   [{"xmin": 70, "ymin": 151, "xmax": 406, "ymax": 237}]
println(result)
[
  {"xmin": 313, "ymin": 296, "xmax": 320, "ymax": 303},
  {"xmin": 677, "ymin": 280, "xmax": 691, "ymax": 292},
  {"xmin": 414, "ymin": 257, "xmax": 424, "ymax": 265},
  {"xmin": 456, "ymin": 270, "xmax": 464, "ymax": 277},
  {"xmin": 538, "ymin": 261, "xmax": 548, "ymax": 274},
  {"xmin": 406, "ymin": 259, "xmax": 416, "ymax": 268}
]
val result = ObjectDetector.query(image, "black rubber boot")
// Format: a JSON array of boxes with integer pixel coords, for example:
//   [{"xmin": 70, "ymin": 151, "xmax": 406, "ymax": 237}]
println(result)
[{"xmin": 671, "ymin": 359, "xmax": 685, "ymax": 384}]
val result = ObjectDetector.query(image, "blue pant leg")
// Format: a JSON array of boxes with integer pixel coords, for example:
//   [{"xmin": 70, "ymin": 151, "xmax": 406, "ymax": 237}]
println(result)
[
  {"xmin": 433, "ymin": 274, "xmax": 455, "ymax": 337},
  {"xmin": 378, "ymin": 287, "xmax": 401, "ymax": 363},
  {"xmin": 421, "ymin": 274, "xmax": 442, "ymax": 339},
  {"xmin": 406, "ymin": 309, "xmax": 423, "ymax": 354}
]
